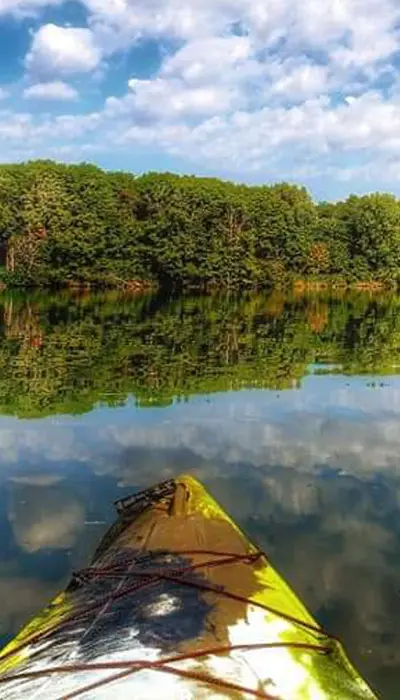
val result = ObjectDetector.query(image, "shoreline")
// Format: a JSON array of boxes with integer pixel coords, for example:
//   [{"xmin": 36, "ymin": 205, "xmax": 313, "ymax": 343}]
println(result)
[
  {"xmin": 0, "ymin": 278, "xmax": 399, "ymax": 295},
  {"xmin": 293, "ymin": 279, "xmax": 393, "ymax": 292}
]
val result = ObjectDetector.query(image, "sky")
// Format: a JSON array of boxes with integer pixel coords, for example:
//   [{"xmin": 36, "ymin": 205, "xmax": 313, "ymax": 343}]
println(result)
[{"xmin": 1, "ymin": 1, "xmax": 400, "ymax": 198}]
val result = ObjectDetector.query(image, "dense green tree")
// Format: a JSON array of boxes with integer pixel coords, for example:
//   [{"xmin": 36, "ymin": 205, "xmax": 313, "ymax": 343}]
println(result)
[
  {"xmin": 343, "ymin": 194, "xmax": 400, "ymax": 281},
  {"xmin": 248, "ymin": 183, "xmax": 317, "ymax": 282},
  {"xmin": 0, "ymin": 161, "xmax": 399, "ymax": 288},
  {"xmin": 315, "ymin": 201, "xmax": 351, "ymax": 277}
]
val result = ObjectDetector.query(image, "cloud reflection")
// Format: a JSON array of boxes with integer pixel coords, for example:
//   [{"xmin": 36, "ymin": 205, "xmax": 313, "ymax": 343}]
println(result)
[
  {"xmin": 8, "ymin": 483, "xmax": 85, "ymax": 553},
  {"xmin": 0, "ymin": 384, "xmax": 399, "ymax": 697}
]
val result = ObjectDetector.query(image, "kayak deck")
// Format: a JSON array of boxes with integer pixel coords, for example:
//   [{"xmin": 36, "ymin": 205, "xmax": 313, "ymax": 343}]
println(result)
[{"xmin": 0, "ymin": 474, "xmax": 378, "ymax": 699}]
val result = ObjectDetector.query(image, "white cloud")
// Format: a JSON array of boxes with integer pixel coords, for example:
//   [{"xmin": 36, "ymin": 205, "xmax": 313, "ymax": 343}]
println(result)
[
  {"xmin": 0, "ymin": 0, "xmax": 398, "ymax": 189},
  {"xmin": 23, "ymin": 80, "xmax": 78, "ymax": 101},
  {"xmin": 80, "ymin": 0, "xmax": 400, "ymax": 184},
  {"xmin": 0, "ymin": 109, "xmax": 103, "ymax": 165},
  {"xmin": 162, "ymin": 36, "xmax": 255, "ymax": 85},
  {"xmin": 114, "ymin": 91, "xmax": 400, "ymax": 178},
  {"xmin": 84, "ymin": 0, "xmax": 228, "ymax": 51},
  {"xmin": 125, "ymin": 77, "xmax": 237, "ymax": 119},
  {"xmin": 270, "ymin": 63, "xmax": 330, "ymax": 100},
  {"xmin": 26, "ymin": 24, "xmax": 102, "ymax": 76},
  {"xmin": 81, "ymin": 0, "xmax": 400, "ymax": 61},
  {"xmin": 103, "ymin": 35, "xmax": 268, "ymax": 123},
  {"xmin": 2, "ymin": 89, "xmax": 400, "ymax": 187},
  {"xmin": 0, "ymin": 87, "xmax": 9, "ymax": 100},
  {"xmin": 331, "ymin": 12, "xmax": 399, "ymax": 69}
]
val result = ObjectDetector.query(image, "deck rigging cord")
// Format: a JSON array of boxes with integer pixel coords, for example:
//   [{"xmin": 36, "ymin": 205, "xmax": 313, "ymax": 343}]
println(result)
[{"xmin": 0, "ymin": 548, "xmax": 333, "ymax": 699}]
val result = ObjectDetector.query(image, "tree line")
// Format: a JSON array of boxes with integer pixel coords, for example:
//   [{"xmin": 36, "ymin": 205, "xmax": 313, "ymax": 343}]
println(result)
[
  {"xmin": 0, "ymin": 290, "xmax": 398, "ymax": 417},
  {"xmin": 0, "ymin": 161, "xmax": 400, "ymax": 288}
]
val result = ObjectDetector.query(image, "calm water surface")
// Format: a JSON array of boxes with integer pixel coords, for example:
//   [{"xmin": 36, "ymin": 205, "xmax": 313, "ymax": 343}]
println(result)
[{"xmin": 0, "ymin": 290, "xmax": 400, "ymax": 698}]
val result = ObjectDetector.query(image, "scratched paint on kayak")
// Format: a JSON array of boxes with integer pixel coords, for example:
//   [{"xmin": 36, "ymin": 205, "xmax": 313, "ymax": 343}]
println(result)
[{"xmin": 0, "ymin": 474, "xmax": 378, "ymax": 699}]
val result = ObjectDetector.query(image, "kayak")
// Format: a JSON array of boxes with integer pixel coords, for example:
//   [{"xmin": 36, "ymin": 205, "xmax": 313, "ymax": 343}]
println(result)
[{"xmin": 0, "ymin": 474, "xmax": 378, "ymax": 699}]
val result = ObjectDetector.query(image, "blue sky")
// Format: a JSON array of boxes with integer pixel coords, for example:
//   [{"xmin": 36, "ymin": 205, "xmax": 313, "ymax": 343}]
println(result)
[{"xmin": 1, "ymin": 1, "xmax": 400, "ymax": 199}]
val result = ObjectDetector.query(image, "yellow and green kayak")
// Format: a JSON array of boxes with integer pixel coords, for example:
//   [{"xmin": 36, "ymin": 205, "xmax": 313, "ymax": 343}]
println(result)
[{"xmin": 0, "ymin": 474, "xmax": 378, "ymax": 699}]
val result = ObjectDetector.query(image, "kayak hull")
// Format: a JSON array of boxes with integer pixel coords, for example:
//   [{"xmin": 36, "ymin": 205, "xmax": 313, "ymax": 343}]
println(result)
[{"xmin": 0, "ymin": 474, "xmax": 378, "ymax": 699}]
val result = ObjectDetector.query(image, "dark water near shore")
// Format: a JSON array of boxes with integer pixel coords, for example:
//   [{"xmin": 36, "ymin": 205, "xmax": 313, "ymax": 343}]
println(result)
[{"xmin": 0, "ymin": 289, "xmax": 400, "ymax": 697}]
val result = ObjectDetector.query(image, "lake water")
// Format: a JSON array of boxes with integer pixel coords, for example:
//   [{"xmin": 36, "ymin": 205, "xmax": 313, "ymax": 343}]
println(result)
[{"xmin": 0, "ymin": 290, "xmax": 399, "ymax": 698}]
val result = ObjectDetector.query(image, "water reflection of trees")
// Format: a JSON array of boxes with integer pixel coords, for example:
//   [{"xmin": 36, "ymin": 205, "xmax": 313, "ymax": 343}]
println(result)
[{"xmin": 0, "ymin": 291, "xmax": 400, "ymax": 417}]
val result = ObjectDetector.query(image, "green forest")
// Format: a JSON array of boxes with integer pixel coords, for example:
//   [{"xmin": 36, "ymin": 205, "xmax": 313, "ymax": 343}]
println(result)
[
  {"xmin": 0, "ymin": 160, "xmax": 400, "ymax": 288},
  {"xmin": 0, "ymin": 290, "xmax": 399, "ymax": 417}
]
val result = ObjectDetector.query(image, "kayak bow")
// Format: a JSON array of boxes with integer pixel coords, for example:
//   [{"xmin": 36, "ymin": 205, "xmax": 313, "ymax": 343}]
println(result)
[{"xmin": 0, "ymin": 474, "xmax": 378, "ymax": 699}]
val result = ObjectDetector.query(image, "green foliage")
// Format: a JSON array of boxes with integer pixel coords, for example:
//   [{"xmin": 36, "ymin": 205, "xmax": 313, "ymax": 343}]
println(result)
[
  {"xmin": 343, "ymin": 194, "xmax": 400, "ymax": 281},
  {"xmin": 0, "ymin": 290, "xmax": 399, "ymax": 418},
  {"xmin": 0, "ymin": 161, "xmax": 400, "ymax": 288}
]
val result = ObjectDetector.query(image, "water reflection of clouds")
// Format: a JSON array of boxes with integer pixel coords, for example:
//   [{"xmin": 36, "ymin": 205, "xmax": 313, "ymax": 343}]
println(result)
[
  {"xmin": 8, "ymin": 484, "xmax": 85, "ymax": 553},
  {"xmin": 0, "ymin": 380, "xmax": 400, "ymax": 696},
  {"xmin": 3, "ymin": 384, "xmax": 400, "ymax": 481}
]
